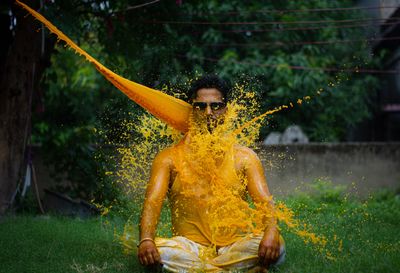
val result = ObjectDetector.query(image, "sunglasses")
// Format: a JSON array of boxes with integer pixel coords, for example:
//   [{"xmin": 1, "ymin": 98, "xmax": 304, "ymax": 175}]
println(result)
[{"xmin": 192, "ymin": 102, "xmax": 226, "ymax": 111}]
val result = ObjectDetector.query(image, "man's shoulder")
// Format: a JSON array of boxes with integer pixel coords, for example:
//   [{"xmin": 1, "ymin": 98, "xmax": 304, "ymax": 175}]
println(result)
[
  {"xmin": 234, "ymin": 144, "xmax": 258, "ymax": 156},
  {"xmin": 153, "ymin": 146, "xmax": 177, "ymax": 166},
  {"xmin": 233, "ymin": 144, "xmax": 260, "ymax": 163}
]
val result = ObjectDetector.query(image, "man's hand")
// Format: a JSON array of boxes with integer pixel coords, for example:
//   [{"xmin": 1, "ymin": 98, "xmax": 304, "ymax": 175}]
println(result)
[
  {"xmin": 138, "ymin": 240, "xmax": 161, "ymax": 266},
  {"xmin": 258, "ymin": 227, "xmax": 280, "ymax": 267}
]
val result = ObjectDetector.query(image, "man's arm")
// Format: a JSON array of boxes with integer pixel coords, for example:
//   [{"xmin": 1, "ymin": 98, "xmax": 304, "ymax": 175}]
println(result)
[
  {"xmin": 138, "ymin": 149, "xmax": 172, "ymax": 266},
  {"xmin": 241, "ymin": 147, "xmax": 281, "ymax": 267}
]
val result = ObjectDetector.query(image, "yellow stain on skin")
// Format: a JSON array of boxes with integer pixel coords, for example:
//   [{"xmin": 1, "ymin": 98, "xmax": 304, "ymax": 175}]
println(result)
[
  {"xmin": 115, "ymin": 87, "xmax": 329, "ymax": 256},
  {"xmin": 17, "ymin": 0, "xmax": 344, "ymax": 260}
]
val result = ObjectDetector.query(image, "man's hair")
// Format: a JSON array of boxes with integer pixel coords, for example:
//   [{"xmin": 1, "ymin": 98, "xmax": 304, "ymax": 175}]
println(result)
[{"xmin": 188, "ymin": 75, "xmax": 230, "ymax": 102}]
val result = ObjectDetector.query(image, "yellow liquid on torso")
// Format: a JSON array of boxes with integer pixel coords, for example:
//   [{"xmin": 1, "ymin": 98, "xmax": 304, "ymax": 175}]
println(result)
[{"xmin": 168, "ymin": 138, "xmax": 253, "ymax": 247}]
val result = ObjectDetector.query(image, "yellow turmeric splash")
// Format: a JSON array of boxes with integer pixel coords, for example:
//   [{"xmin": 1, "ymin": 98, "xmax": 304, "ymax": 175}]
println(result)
[
  {"xmin": 115, "ymin": 86, "xmax": 330, "ymax": 258},
  {"xmin": 16, "ymin": 0, "xmax": 339, "ymax": 261}
]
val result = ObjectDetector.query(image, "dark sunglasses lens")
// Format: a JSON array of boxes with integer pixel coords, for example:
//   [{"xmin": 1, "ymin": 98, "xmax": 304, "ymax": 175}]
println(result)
[
  {"xmin": 193, "ymin": 102, "xmax": 207, "ymax": 110},
  {"xmin": 210, "ymin": 102, "xmax": 226, "ymax": 110}
]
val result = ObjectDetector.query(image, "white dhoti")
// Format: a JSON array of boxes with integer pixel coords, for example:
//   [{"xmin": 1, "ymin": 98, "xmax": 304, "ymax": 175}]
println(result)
[{"xmin": 155, "ymin": 235, "xmax": 285, "ymax": 272}]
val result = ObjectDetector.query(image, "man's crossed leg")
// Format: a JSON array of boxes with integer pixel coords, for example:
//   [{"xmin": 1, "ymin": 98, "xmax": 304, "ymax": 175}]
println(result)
[{"xmin": 154, "ymin": 234, "xmax": 285, "ymax": 272}]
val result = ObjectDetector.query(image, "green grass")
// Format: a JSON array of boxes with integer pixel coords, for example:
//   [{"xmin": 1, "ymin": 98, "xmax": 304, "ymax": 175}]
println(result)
[
  {"xmin": 276, "ymin": 192, "xmax": 400, "ymax": 273},
  {"xmin": 0, "ymin": 192, "xmax": 399, "ymax": 273},
  {"xmin": 0, "ymin": 216, "xmax": 137, "ymax": 273}
]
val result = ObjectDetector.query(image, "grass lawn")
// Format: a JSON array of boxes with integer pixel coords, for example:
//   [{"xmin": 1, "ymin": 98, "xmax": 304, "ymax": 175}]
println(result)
[{"xmin": 0, "ymin": 192, "xmax": 399, "ymax": 273}]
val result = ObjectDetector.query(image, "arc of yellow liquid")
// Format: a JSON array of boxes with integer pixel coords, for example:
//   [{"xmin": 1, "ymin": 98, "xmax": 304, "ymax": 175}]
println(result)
[
  {"xmin": 17, "ymin": 0, "xmax": 316, "ymax": 136},
  {"xmin": 15, "ymin": 0, "xmax": 191, "ymax": 133}
]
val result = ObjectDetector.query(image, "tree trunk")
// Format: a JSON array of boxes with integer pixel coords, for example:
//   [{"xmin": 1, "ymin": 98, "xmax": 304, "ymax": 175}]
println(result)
[{"xmin": 0, "ymin": 0, "xmax": 52, "ymax": 215}]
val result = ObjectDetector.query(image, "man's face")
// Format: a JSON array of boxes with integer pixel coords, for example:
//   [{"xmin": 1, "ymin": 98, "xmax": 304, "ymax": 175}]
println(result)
[{"xmin": 192, "ymin": 88, "xmax": 227, "ymax": 132}]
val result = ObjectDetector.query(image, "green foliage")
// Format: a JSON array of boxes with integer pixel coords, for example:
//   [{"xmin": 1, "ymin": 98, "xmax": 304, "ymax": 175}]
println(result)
[
  {"xmin": 14, "ymin": 190, "xmax": 40, "ymax": 214},
  {"xmin": 72, "ymin": 0, "xmax": 382, "ymax": 141},
  {"xmin": 32, "ymin": 44, "xmax": 135, "ymax": 200},
  {"xmin": 31, "ymin": 0, "xmax": 384, "ymax": 200}
]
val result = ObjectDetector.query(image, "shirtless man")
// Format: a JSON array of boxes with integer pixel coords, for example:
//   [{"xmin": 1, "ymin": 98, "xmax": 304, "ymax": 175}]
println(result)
[{"xmin": 138, "ymin": 75, "xmax": 285, "ymax": 272}]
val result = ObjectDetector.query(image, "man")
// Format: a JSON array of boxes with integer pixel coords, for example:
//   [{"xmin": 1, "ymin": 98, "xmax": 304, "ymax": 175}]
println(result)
[{"xmin": 138, "ymin": 75, "xmax": 285, "ymax": 272}]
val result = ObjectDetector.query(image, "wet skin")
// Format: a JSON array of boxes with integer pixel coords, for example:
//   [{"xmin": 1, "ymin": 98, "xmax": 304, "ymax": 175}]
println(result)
[{"xmin": 138, "ymin": 88, "xmax": 281, "ymax": 269}]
